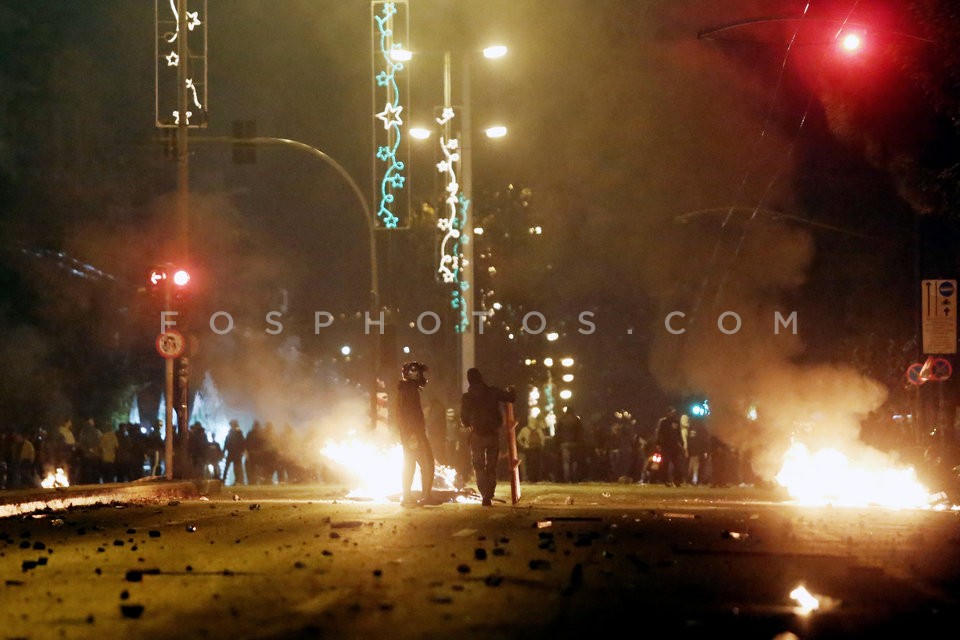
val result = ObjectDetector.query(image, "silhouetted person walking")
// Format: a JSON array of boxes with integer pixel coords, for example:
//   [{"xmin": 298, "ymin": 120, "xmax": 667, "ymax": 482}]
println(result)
[
  {"xmin": 224, "ymin": 420, "xmax": 246, "ymax": 486},
  {"xmin": 460, "ymin": 368, "xmax": 515, "ymax": 506}
]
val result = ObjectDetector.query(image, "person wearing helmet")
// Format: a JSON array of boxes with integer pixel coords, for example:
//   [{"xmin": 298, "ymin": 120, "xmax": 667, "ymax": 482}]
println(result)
[{"xmin": 395, "ymin": 361, "xmax": 437, "ymax": 506}]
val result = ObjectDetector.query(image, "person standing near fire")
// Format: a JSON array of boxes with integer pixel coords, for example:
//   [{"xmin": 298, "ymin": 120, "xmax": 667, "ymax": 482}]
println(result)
[
  {"xmin": 460, "ymin": 368, "xmax": 516, "ymax": 506},
  {"xmin": 395, "ymin": 361, "xmax": 437, "ymax": 506}
]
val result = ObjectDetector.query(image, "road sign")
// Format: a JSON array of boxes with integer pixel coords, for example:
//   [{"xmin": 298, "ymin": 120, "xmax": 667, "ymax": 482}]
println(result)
[
  {"xmin": 931, "ymin": 357, "xmax": 953, "ymax": 380},
  {"xmin": 907, "ymin": 363, "xmax": 925, "ymax": 385},
  {"xmin": 921, "ymin": 279, "xmax": 957, "ymax": 354},
  {"xmin": 155, "ymin": 330, "xmax": 185, "ymax": 359}
]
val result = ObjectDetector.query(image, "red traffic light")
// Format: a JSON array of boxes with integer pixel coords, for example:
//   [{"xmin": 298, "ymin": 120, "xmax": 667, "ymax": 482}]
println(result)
[
  {"xmin": 838, "ymin": 31, "xmax": 864, "ymax": 54},
  {"xmin": 172, "ymin": 269, "xmax": 191, "ymax": 287}
]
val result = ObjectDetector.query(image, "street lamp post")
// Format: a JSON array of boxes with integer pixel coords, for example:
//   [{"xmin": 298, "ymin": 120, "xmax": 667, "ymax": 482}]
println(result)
[
  {"xmin": 444, "ymin": 50, "xmax": 476, "ymax": 396},
  {"xmin": 190, "ymin": 135, "xmax": 381, "ymax": 430},
  {"xmin": 414, "ymin": 46, "xmax": 506, "ymax": 396}
]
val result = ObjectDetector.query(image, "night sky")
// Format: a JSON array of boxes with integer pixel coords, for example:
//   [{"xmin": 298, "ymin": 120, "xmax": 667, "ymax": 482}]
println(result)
[{"xmin": 1, "ymin": 1, "xmax": 955, "ymax": 461}]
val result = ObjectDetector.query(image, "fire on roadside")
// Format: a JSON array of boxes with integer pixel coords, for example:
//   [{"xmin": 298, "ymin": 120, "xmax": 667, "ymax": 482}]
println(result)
[
  {"xmin": 40, "ymin": 468, "xmax": 70, "ymax": 489},
  {"xmin": 774, "ymin": 441, "xmax": 950, "ymax": 510},
  {"xmin": 319, "ymin": 431, "xmax": 459, "ymax": 502}
]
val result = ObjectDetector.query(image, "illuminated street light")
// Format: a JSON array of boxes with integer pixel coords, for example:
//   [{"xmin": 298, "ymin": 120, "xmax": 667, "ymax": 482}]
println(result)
[
  {"xmin": 562, "ymin": 373, "xmax": 574, "ymax": 383},
  {"xmin": 484, "ymin": 125, "xmax": 508, "ymax": 138},
  {"xmin": 559, "ymin": 389, "xmax": 573, "ymax": 400},
  {"xmin": 544, "ymin": 357, "xmax": 554, "ymax": 367},
  {"xmin": 561, "ymin": 357, "xmax": 575, "ymax": 367},
  {"xmin": 410, "ymin": 42, "xmax": 509, "ymax": 394},
  {"xmin": 341, "ymin": 345, "xmax": 352, "ymax": 356},
  {"xmin": 390, "ymin": 48, "xmax": 412, "ymax": 62},
  {"xmin": 483, "ymin": 45, "xmax": 508, "ymax": 59},
  {"xmin": 409, "ymin": 126, "xmax": 431, "ymax": 140},
  {"xmin": 546, "ymin": 332, "xmax": 559, "ymax": 342}
]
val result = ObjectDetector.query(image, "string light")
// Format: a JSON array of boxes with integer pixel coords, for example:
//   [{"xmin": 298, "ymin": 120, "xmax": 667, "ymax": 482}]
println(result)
[
  {"xmin": 373, "ymin": 2, "xmax": 407, "ymax": 229},
  {"xmin": 160, "ymin": 0, "xmax": 203, "ymax": 125}
]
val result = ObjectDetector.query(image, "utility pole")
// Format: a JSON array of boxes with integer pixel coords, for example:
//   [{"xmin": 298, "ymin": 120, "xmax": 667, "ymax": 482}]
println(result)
[
  {"xmin": 155, "ymin": 0, "xmax": 206, "ymax": 479},
  {"xmin": 173, "ymin": 0, "xmax": 190, "ymax": 479}
]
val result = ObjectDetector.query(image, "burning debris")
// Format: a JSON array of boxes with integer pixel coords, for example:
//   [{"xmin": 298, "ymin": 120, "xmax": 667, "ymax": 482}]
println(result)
[
  {"xmin": 318, "ymin": 430, "xmax": 472, "ymax": 504},
  {"xmin": 40, "ymin": 468, "xmax": 70, "ymax": 489},
  {"xmin": 775, "ymin": 442, "xmax": 936, "ymax": 509}
]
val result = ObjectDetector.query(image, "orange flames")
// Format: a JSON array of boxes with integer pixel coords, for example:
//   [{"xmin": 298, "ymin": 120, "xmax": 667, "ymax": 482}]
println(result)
[
  {"xmin": 774, "ymin": 442, "xmax": 938, "ymax": 509},
  {"xmin": 40, "ymin": 468, "xmax": 70, "ymax": 489}
]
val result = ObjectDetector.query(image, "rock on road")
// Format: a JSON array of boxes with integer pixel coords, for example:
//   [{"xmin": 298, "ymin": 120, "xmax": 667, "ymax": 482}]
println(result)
[{"xmin": 2, "ymin": 483, "xmax": 959, "ymax": 639}]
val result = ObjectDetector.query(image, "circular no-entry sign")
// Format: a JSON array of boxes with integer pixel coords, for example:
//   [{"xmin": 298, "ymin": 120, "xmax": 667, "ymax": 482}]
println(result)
[
  {"xmin": 156, "ymin": 330, "xmax": 185, "ymax": 359},
  {"xmin": 931, "ymin": 357, "xmax": 953, "ymax": 381},
  {"xmin": 907, "ymin": 363, "xmax": 926, "ymax": 386}
]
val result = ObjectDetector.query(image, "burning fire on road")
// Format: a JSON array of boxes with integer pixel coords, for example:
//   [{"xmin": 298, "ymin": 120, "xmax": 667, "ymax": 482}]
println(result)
[
  {"xmin": 319, "ymin": 430, "xmax": 465, "ymax": 502},
  {"xmin": 40, "ymin": 468, "xmax": 70, "ymax": 489},
  {"xmin": 775, "ymin": 441, "xmax": 955, "ymax": 510}
]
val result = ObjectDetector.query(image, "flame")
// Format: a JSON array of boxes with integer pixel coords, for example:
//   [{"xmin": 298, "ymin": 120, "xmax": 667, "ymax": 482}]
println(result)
[
  {"xmin": 775, "ymin": 442, "xmax": 934, "ymax": 509},
  {"xmin": 41, "ymin": 468, "xmax": 70, "ymax": 489},
  {"xmin": 320, "ymin": 433, "xmax": 458, "ymax": 501},
  {"xmin": 789, "ymin": 585, "xmax": 820, "ymax": 615}
]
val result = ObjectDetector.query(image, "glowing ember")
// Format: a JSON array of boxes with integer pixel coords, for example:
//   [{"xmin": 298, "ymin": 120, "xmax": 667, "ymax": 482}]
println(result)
[
  {"xmin": 320, "ymin": 433, "xmax": 458, "ymax": 501},
  {"xmin": 789, "ymin": 585, "xmax": 820, "ymax": 615},
  {"xmin": 775, "ymin": 442, "xmax": 933, "ymax": 509},
  {"xmin": 41, "ymin": 468, "xmax": 70, "ymax": 489}
]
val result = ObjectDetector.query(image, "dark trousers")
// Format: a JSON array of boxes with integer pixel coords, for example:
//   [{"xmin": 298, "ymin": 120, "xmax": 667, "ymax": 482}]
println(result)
[
  {"xmin": 470, "ymin": 433, "xmax": 500, "ymax": 500},
  {"xmin": 224, "ymin": 457, "xmax": 245, "ymax": 485},
  {"xmin": 402, "ymin": 431, "xmax": 435, "ymax": 499}
]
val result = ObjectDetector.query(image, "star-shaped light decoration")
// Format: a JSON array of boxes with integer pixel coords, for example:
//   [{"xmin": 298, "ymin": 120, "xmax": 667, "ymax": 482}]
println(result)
[
  {"xmin": 375, "ymin": 102, "xmax": 403, "ymax": 131},
  {"xmin": 186, "ymin": 11, "xmax": 201, "ymax": 30},
  {"xmin": 165, "ymin": 51, "xmax": 179, "ymax": 67}
]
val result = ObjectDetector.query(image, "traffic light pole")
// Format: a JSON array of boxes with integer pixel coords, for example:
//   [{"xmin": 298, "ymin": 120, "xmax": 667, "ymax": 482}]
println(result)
[
  {"xmin": 164, "ymin": 284, "xmax": 175, "ymax": 480},
  {"xmin": 174, "ymin": 0, "xmax": 191, "ymax": 477}
]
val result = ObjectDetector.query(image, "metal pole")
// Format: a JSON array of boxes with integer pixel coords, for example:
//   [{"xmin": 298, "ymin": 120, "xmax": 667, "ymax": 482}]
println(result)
[
  {"xmin": 175, "ymin": 0, "xmax": 191, "ymax": 478},
  {"xmin": 460, "ymin": 55, "xmax": 475, "ymax": 394},
  {"xmin": 164, "ymin": 282, "xmax": 174, "ymax": 480}
]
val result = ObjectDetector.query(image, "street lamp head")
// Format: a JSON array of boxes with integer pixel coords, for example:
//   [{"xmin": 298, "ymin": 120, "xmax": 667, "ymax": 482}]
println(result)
[
  {"xmin": 483, "ymin": 45, "xmax": 508, "ymax": 59},
  {"xmin": 390, "ymin": 48, "xmax": 413, "ymax": 62},
  {"xmin": 409, "ymin": 127, "xmax": 432, "ymax": 140},
  {"xmin": 484, "ymin": 125, "xmax": 508, "ymax": 139}
]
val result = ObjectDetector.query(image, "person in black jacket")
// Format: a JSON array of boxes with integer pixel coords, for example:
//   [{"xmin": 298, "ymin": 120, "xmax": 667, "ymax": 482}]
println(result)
[
  {"xmin": 223, "ymin": 420, "xmax": 246, "ymax": 486},
  {"xmin": 396, "ymin": 361, "xmax": 436, "ymax": 506},
  {"xmin": 460, "ymin": 368, "xmax": 516, "ymax": 506}
]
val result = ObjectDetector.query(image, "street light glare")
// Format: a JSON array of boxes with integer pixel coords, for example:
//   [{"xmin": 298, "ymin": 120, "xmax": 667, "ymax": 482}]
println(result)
[
  {"xmin": 483, "ymin": 45, "xmax": 508, "ymax": 59},
  {"xmin": 409, "ymin": 127, "xmax": 431, "ymax": 140},
  {"xmin": 390, "ymin": 48, "xmax": 412, "ymax": 62},
  {"xmin": 485, "ymin": 125, "xmax": 508, "ymax": 139}
]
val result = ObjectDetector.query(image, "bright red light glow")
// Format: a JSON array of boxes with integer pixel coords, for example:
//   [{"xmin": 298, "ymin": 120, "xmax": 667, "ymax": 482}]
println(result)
[
  {"xmin": 840, "ymin": 33, "xmax": 863, "ymax": 53},
  {"xmin": 172, "ymin": 269, "xmax": 191, "ymax": 286}
]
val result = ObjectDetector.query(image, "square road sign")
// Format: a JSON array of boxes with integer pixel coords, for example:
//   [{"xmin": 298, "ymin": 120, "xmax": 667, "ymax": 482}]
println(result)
[{"xmin": 921, "ymin": 279, "xmax": 957, "ymax": 354}]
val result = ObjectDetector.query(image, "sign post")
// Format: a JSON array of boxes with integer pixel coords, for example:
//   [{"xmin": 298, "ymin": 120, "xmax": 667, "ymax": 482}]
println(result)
[{"xmin": 921, "ymin": 279, "xmax": 957, "ymax": 355}]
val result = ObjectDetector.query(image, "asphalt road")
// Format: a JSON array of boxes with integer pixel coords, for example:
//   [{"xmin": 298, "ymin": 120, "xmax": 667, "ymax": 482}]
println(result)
[{"xmin": 2, "ymin": 482, "xmax": 959, "ymax": 640}]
